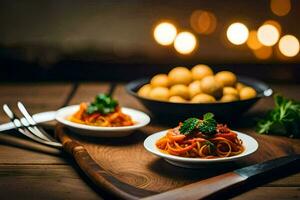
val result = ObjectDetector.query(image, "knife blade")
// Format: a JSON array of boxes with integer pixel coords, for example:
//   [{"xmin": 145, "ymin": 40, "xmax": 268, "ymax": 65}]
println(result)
[
  {"xmin": 0, "ymin": 111, "xmax": 56, "ymax": 132},
  {"xmin": 235, "ymin": 154, "xmax": 300, "ymax": 179},
  {"xmin": 142, "ymin": 154, "xmax": 300, "ymax": 200}
]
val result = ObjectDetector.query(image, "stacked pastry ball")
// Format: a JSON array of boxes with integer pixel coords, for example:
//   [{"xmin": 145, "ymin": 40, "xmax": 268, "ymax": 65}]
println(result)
[{"xmin": 137, "ymin": 65, "xmax": 257, "ymax": 103}]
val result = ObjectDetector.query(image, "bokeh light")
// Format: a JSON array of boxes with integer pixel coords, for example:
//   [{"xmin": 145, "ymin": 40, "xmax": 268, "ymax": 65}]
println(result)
[
  {"xmin": 257, "ymin": 24, "xmax": 280, "ymax": 46},
  {"xmin": 226, "ymin": 23, "xmax": 249, "ymax": 45},
  {"xmin": 264, "ymin": 20, "xmax": 282, "ymax": 35},
  {"xmin": 279, "ymin": 35, "xmax": 300, "ymax": 57},
  {"xmin": 153, "ymin": 22, "xmax": 177, "ymax": 46},
  {"xmin": 247, "ymin": 30, "xmax": 263, "ymax": 50},
  {"xmin": 253, "ymin": 46, "xmax": 273, "ymax": 59},
  {"xmin": 274, "ymin": 45, "xmax": 289, "ymax": 60},
  {"xmin": 190, "ymin": 10, "xmax": 217, "ymax": 35},
  {"xmin": 271, "ymin": 0, "xmax": 291, "ymax": 16},
  {"xmin": 174, "ymin": 31, "xmax": 197, "ymax": 54}
]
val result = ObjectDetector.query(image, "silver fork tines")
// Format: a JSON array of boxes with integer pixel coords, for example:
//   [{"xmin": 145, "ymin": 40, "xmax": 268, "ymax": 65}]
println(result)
[
  {"xmin": 2, "ymin": 104, "xmax": 62, "ymax": 148},
  {"xmin": 17, "ymin": 101, "xmax": 57, "ymax": 142}
]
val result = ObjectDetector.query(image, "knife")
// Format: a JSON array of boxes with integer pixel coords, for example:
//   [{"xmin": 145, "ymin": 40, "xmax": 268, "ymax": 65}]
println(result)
[
  {"xmin": 142, "ymin": 154, "xmax": 300, "ymax": 200},
  {"xmin": 0, "ymin": 111, "xmax": 56, "ymax": 132}
]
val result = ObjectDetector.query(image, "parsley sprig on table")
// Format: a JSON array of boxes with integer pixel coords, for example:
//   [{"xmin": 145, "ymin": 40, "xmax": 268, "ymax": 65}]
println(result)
[
  {"xmin": 257, "ymin": 95, "xmax": 300, "ymax": 138},
  {"xmin": 179, "ymin": 113, "xmax": 217, "ymax": 136},
  {"xmin": 86, "ymin": 93, "xmax": 118, "ymax": 114}
]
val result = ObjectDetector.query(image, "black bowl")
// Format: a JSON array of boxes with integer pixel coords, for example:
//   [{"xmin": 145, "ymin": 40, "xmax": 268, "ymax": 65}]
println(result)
[{"xmin": 126, "ymin": 76, "xmax": 273, "ymax": 120}]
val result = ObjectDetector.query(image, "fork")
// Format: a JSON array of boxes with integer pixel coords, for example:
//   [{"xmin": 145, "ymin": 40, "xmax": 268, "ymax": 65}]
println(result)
[
  {"xmin": 2, "ymin": 103, "xmax": 62, "ymax": 148},
  {"xmin": 1, "ymin": 83, "xmax": 114, "ymax": 149}
]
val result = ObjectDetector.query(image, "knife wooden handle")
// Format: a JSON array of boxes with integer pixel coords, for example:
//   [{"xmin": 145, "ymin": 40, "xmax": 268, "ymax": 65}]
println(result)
[
  {"xmin": 56, "ymin": 125, "xmax": 156, "ymax": 200},
  {"xmin": 142, "ymin": 172, "xmax": 247, "ymax": 200}
]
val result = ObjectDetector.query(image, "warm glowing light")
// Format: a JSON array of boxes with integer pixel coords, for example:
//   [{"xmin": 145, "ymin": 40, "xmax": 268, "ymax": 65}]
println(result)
[
  {"xmin": 174, "ymin": 32, "xmax": 197, "ymax": 54},
  {"xmin": 226, "ymin": 23, "xmax": 249, "ymax": 45},
  {"xmin": 253, "ymin": 46, "xmax": 273, "ymax": 60},
  {"xmin": 247, "ymin": 30, "xmax": 263, "ymax": 50},
  {"xmin": 257, "ymin": 24, "xmax": 280, "ymax": 46},
  {"xmin": 275, "ymin": 45, "xmax": 289, "ymax": 60},
  {"xmin": 271, "ymin": 0, "xmax": 291, "ymax": 16},
  {"xmin": 279, "ymin": 35, "xmax": 300, "ymax": 57},
  {"xmin": 190, "ymin": 10, "xmax": 217, "ymax": 35},
  {"xmin": 153, "ymin": 22, "xmax": 177, "ymax": 46},
  {"xmin": 264, "ymin": 20, "xmax": 282, "ymax": 35}
]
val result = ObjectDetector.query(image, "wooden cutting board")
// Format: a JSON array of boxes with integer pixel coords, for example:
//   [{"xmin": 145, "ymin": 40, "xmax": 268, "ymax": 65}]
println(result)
[{"xmin": 55, "ymin": 124, "xmax": 300, "ymax": 200}]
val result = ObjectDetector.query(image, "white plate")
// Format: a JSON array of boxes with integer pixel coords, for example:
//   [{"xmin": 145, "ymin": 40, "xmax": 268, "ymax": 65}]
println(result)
[
  {"xmin": 144, "ymin": 130, "xmax": 258, "ymax": 168},
  {"xmin": 56, "ymin": 105, "xmax": 150, "ymax": 137}
]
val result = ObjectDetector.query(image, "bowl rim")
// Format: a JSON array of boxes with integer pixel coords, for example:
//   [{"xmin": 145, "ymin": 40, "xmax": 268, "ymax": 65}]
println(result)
[{"xmin": 126, "ymin": 75, "xmax": 273, "ymax": 105}]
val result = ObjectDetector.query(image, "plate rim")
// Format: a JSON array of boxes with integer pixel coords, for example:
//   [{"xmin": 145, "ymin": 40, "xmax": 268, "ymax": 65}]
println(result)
[
  {"xmin": 55, "ymin": 105, "xmax": 151, "ymax": 132},
  {"xmin": 144, "ymin": 129, "xmax": 259, "ymax": 163}
]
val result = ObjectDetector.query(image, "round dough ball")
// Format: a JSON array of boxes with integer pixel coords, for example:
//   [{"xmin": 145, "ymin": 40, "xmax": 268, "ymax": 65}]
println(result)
[
  {"xmin": 236, "ymin": 82, "xmax": 246, "ymax": 91},
  {"xmin": 223, "ymin": 87, "xmax": 239, "ymax": 97},
  {"xmin": 191, "ymin": 64, "xmax": 214, "ymax": 80},
  {"xmin": 169, "ymin": 84, "xmax": 189, "ymax": 99},
  {"xmin": 188, "ymin": 81, "xmax": 202, "ymax": 98},
  {"xmin": 168, "ymin": 67, "xmax": 192, "ymax": 85},
  {"xmin": 215, "ymin": 71, "xmax": 237, "ymax": 87},
  {"xmin": 191, "ymin": 94, "xmax": 216, "ymax": 103},
  {"xmin": 200, "ymin": 76, "xmax": 223, "ymax": 98},
  {"xmin": 220, "ymin": 94, "xmax": 239, "ymax": 102},
  {"xmin": 169, "ymin": 96, "xmax": 186, "ymax": 103},
  {"xmin": 150, "ymin": 74, "xmax": 169, "ymax": 87},
  {"xmin": 149, "ymin": 87, "xmax": 170, "ymax": 101},
  {"xmin": 239, "ymin": 87, "xmax": 257, "ymax": 100},
  {"xmin": 137, "ymin": 84, "xmax": 152, "ymax": 98}
]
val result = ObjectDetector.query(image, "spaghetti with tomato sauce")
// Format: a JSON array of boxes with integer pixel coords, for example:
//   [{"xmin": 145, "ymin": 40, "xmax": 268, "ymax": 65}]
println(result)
[
  {"xmin": 69, "ymin": 103, "xmax": 134, "ymax": 127},
  {"xmin": 156, "ymin": 122, "xmax": 244, "ymax": 158}
]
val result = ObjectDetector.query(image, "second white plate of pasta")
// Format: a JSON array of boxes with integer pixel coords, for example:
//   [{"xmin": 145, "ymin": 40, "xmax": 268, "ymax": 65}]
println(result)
[
  {"xmin": 56, "ymin": 105, "xmax": 150, "ymax": 137},
  {"xmin": 144, "ymin": 130, "xmax": 258, "ymax": 168}
]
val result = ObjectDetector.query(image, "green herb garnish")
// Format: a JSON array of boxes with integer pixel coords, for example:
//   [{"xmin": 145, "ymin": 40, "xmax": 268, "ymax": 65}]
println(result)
[
  {"xmin": 257, "ymin": 95, "xmax": 300, "ymax": 138},
  {"xmin": 179, "ymin": 118, "xmax": 200, "ymax": 135},
  {"xmin": 205, "ymin": 141, "xmax": 216, "ymax": 154},
  {"xmin": 198, "ymin": 113, "xmax": 217, "ymax": 136},
  {"xmin": 87, "ymin": 93, "xmax": 118, "ymax": 114},
  {"xmin": 179, "ymin": 113, "xmax": 217, "ymax": 135}
]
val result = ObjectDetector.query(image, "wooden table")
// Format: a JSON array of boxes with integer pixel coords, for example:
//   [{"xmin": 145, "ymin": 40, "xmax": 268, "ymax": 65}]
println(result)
[{"xmin": 0, "ymin": 82, "xmax": 299, "ymax": 200}]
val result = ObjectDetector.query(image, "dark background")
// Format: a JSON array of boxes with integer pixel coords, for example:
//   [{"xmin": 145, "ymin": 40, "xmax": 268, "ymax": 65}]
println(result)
[{"xmin": 0, "ymin": 0, "xmax": 299, "ymax": 83}]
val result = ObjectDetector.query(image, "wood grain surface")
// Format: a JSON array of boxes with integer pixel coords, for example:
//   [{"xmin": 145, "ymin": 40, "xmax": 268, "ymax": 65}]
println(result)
[
  {"xmin": 0, "ymin": 165, "xmax": 102, "ymax": 200},
  {"xmin": 0, "ymin": 83, "xmax": 300, "ymax": 200},
  {"xmin": 55, "ymin": 121, "xmax": 300, "ymax": 199}
]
